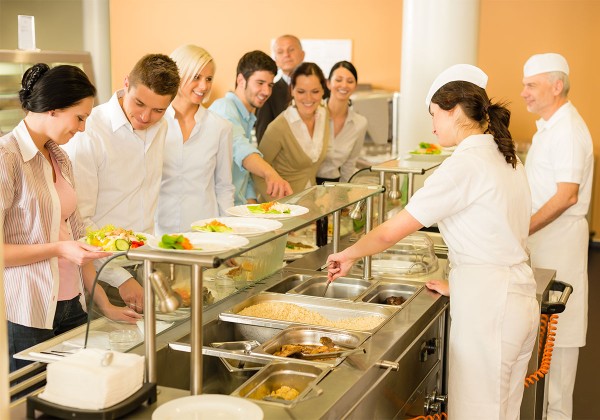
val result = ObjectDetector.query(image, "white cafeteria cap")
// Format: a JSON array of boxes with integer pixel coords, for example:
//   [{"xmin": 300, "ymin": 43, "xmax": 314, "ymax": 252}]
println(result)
[
  {"xmin": 523, "ymin": 53, "xmax": 569, "ymax": 78},
  {"xmin": 425, "ymin": 64, "xmax": 488, "ymax": 108}
]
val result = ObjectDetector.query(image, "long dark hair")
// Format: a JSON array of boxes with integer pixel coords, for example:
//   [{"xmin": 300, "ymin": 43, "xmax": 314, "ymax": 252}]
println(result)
[
  {"xmin": 431, "ymin": 81, "xmax": 517, "ymax": 168},
  {"xmin": 19, "ymin": 63, "xmax": 96, "ymax": 113},
  {"xmin": 323, "ymin": 60, "xmax": 358, "ymax": 100}
]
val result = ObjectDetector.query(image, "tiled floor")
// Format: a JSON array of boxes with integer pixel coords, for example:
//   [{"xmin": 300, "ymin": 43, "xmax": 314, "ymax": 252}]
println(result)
[{"xmin": 572, "ymin": 245, "xmax": 598, "ymax": 419}]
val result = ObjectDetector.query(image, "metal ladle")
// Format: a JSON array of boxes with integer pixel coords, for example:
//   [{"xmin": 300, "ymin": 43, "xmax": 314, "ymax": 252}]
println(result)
[{"xmin": 322, "ymin": 279, "xmax": 331, "ymax": 297}]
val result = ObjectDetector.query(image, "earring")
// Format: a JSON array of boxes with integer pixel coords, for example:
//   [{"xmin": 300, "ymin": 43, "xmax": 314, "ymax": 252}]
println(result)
[{"xmin": 291, "ymin": 98, "xmax": 297, "ymax": 108}]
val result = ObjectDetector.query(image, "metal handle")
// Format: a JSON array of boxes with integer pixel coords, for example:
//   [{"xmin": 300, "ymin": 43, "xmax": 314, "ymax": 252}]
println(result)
[
  {"xmin": 376, "ymin": 360, "xmax": 399, "ymax": 371},
  {"xmin": 541, "ymin": 280, "xmax": 573, "ymax": 314}
]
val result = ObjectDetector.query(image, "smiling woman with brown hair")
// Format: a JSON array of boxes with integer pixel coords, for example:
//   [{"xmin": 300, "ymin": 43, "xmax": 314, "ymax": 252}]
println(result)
[{"xmin": 255, "ymin": 62, "xmax": 330, "ymax": 202}]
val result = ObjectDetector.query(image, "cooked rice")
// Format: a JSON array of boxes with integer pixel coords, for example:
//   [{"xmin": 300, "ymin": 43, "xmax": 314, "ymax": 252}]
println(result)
[{"xmin": 237, "ymin": 302, "xmax": 382, "ymax": 331}]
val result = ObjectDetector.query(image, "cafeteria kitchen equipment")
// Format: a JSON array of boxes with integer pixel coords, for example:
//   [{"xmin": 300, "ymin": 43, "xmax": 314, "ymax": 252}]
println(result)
[{"xmin": 8, "ymin": 184, "xmax": 557, "ymax": 419}]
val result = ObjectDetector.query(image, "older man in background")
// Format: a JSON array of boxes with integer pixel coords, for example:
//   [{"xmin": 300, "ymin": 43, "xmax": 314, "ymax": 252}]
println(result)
[
  {"xmin": 254, "ymin": 35, "xmax": 305, "ymax": 143},
  {"xmin": 521, "ymin": 53, "xmax": 593, "ymax": 420}
]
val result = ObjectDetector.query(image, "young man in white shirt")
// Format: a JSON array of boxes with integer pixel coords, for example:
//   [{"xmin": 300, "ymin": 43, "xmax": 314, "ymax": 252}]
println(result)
[{"xmin": 64, "ymin": 54, "xmax": 180, "ymax": 312}]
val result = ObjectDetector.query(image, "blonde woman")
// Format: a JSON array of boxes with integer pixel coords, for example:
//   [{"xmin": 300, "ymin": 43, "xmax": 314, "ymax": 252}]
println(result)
[
  {"xmin": 255, "ymin": 62, "xmax": 329, "ymax": 201},
  {"xmin": 156, "ymin": 44, "xmax": 234, "ymax": 235}
]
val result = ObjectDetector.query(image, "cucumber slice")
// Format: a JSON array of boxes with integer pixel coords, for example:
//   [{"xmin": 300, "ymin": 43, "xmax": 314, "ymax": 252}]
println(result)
[{"xmin": 114, "ymin": 238, "xmax": 130, "ymax": 251}]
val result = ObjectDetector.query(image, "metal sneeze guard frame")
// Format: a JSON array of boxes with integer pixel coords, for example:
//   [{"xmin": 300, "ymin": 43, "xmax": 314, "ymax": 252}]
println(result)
[{"xmin": 125, "ymin": 183, "xmax": 384, "ymax": 396}]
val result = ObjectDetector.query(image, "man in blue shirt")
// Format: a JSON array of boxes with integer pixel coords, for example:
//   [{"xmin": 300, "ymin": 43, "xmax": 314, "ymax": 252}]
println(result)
[{"xmin": 210, "ymin": 51, "xmax": 292, "ymax": 204}]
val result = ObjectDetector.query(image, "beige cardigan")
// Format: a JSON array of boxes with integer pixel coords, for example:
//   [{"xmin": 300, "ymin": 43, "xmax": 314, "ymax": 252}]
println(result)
[{"xmin": 254, "ymin": 107, "xmax": 330, "ymax": 202}]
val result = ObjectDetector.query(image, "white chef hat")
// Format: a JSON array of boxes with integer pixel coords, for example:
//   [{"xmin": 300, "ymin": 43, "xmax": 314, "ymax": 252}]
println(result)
[
  {"xmin": 425, "ymin": 64, "xmax": 488, "ymax": 108},
  {"xmin": 523, "ymin": 53, "xmax": 569, "ymax": 78}
]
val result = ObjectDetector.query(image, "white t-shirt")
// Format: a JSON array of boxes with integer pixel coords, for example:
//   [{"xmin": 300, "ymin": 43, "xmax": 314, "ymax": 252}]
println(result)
[
  {"xmin": 155, "ymin": 105, "xmax": 234, "ymax": 235},
  {"xmin": 525, "ymin": 101, "xmax": 593, "ymax": 219},
  {"xmin": 317, "ymin": 107, "xmax": 368, "ymax": 182},
  {"xmin": 405, "ymin": 134, "xmax": 531, "ymax": 267}
]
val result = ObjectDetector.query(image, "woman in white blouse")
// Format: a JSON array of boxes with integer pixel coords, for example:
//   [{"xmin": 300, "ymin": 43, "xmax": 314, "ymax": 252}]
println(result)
[
  {"xmin": 317, "ymin": 61, "xmax": 368, "ymax": 184},
  {"xmin": 155, "ymin": 44, "xmax": 234, "ymax": 235},
  {"xmin": 255, "ymin": 62, "xmax": 329, "ymax": 202}
]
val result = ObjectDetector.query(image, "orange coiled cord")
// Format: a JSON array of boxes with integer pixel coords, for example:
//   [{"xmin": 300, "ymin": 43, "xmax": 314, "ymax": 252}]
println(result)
[
  {"xmin": 524, "ymin": 314, "xmax": 559, "ymax": 388},
  {"xmin": 411, "ymin": 414, "xmax": 447, "ymax": 420}
]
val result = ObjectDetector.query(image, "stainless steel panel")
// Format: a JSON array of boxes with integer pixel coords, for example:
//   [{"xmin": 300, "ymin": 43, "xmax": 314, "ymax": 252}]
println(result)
[{"xmin": 344, "ymin": 315, "xmax": 445, "ymax": 419}]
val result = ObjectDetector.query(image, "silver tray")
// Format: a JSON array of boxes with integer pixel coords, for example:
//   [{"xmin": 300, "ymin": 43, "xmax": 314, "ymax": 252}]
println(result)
[
  {"xmin": 287, "ymin": 276, "xmax": 373, "ymax": 300},
  {"xmin": 220, "ymin": 292, "xmax": 398, "ymax": 334},
  {"xmin": 357, "ymin": 282, "xmax": 423, "ymax": 306},
  {"xmin": 254, "ymin": 326, "xmax": 369, "ymax": 366},
  {"xmin": 231, "ymin": 361, "xmax": 329, "ymax": 406}
]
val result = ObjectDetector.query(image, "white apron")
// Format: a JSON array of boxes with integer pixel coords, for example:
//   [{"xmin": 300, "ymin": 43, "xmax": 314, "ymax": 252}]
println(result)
[
  {"xmin": 448, "ymin": 263, "xmax": 537, "ymax": 419},
  {"xmin": 528, "ymin": 216, "xmax": 588, "ymax": 347}
]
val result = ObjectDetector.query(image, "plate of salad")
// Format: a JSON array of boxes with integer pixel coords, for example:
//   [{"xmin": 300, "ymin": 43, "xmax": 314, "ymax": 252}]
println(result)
[
  {"xmin": 407, "ymin": 142, "xmax": 451, "ymax": 161},
  {"xmin": 226, "ymin": 201, "xmax": 309, "ymax": 219},
  {"xmin": 81, "ymin": 225, "xmax": 149, "ymax": 252},
  {"xmin": 146, "ymin": 232, "xmax": 249, "ymax": 255},
  {"xmin": 190, "ymin": 217, "xmax": 283, "ymax": 237}
]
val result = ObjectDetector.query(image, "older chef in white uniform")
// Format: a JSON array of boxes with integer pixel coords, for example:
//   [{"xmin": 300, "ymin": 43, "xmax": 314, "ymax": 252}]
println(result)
[
  {"xmin": 521, "ymin": 53, "xmax": 593, "ymax": 420},
  {"xmin": 327, "ymin": 64, "xmax": 539, "ymax": 419}
]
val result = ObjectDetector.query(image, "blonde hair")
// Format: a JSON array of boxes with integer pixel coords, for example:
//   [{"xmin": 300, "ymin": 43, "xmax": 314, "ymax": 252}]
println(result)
[{"xmin": 170, "ymin": 44, "xmax": 215, "ymax": 102}]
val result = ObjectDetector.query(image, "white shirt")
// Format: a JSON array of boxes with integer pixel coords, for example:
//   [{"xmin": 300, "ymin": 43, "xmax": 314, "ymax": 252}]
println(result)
[
  {"xmin": 63, "ymin": 90, "xmax": 167, "ymax": 287},
  {"xmin": 283, "ymin": 106, "xmax": 326, "ymax": 163},
  {"xmin": 525, "ymin": 101, "xmax": 593, "ymax": 219},
  {"xmin": 317, "ymin": 107, "xmax": 368, "ymax": 182},
  {"xmin": 406, "ymin": 134, "xmax": 531, "ymax": 267},
  {"xmin": 155, "ymin": 105, "xmax": 234, "ymax": 235}
]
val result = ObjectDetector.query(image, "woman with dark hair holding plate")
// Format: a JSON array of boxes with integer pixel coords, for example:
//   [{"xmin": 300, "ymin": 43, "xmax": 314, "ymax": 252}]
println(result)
[
  {"xmin": 0, "ymin": 64, "xmax": 140, "ymax": 372},
  {"xmin": 327, "ymin": 64, "xmax": 539, "ymax": 418}
]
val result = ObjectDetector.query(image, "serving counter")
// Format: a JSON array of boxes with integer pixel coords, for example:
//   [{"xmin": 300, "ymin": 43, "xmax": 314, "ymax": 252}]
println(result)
[{"xmin": 9, "ymin": 183, "xmax": 454, "ymax": 419}]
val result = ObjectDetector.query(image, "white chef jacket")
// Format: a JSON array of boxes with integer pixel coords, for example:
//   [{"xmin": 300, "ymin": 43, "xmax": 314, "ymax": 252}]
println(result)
[
  {"xmin": 525, "ymin": 102, "xmax": 593, "ymax": 218},
  {"xmin": 406, "ymin": 134, "xmax": 537, "ymax": 417},
  {"xmin": 526, "ymin": 101, "xmax": 593, "ymax": 347},
  {"xmin": 316, "ymin": 107, "xmax": 367, "ymax": 182},
  {"xmin": 63, "ymin": 90, "xmax": 167, "ymax": 287},
  {"xmin": 406, "ymin": 134, "xmax": 532, "ymax": 270},
  {"xmin": 155, "ymin": 105, "xmax": 234, "ymax": 235}
]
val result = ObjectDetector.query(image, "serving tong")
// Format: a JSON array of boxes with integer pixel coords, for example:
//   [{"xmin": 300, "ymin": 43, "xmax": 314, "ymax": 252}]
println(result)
[{"xmin": 290, "ymin": 346, "xmax": 366, "ymax": 360}]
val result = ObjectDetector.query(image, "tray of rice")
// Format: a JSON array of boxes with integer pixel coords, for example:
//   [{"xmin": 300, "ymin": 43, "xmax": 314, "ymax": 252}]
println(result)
[{"xmin": 219, "ymin": 293, "xmax": 399, "ymax": 334}]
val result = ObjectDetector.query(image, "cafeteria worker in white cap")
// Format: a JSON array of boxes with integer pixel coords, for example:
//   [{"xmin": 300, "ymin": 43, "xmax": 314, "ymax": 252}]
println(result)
[
  {"xmin": 521, "ymin": 53, "xmax": 593, "ymax": 419},
  {"xmin": 327, "ymin": 64, "xmax": 539, "ymax": 419}
]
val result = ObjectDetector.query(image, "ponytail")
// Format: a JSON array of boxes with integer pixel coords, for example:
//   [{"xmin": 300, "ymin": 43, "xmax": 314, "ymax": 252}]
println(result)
[{"xmin": 486, "ymin": 102, "xmax": 517, "ymax": 168}]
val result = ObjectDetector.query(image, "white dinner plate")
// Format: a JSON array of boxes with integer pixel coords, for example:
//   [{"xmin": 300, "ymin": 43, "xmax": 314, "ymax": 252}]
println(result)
[
  {"xmin": 284, "ymin": 241, "xmax": 318, "ymax": 254},
  {"xmin": 190, "ymin": 217, "xmax": 283, "ymax": 237},
  {"xmin": 405, "ymin": 150, "xmax": 452, "ymax": 161},
  {"xmin": 147, "ymin": 232, "xmax": 249, "ymax": 254},
  {"xmin": 226, "ymin": 204, "xmax": 309, "ymax": 219},
  {"xmin": 152, "ymin": 394, "xmax": 263, "ymax": 420},
  {"xmin": 78, "ymin": 231, "xmax": 152, "ymax": 253}
]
